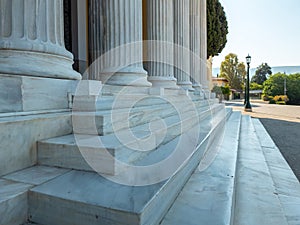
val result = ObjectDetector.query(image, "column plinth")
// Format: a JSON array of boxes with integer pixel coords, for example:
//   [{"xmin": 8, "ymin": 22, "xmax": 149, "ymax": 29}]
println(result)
[{"xmin": 0, "ymin": 0, "xmax": 81, "ymax": 80}]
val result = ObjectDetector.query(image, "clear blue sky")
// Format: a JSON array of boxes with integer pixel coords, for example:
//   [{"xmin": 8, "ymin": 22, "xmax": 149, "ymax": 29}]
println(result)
[{"xmin": 212, "ymin": 0, "xmax": 300, "ymax": 69}]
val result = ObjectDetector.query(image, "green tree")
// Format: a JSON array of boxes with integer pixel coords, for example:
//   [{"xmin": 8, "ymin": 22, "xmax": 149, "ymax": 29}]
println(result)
[
  {"xmin": 211, "ymin": 85, "xmax": 230, "ymax": 102},
  {"xmin": 220, "ymin": 53, "xmax": 246, "ymax": 90},
  {"xmin": 263, "ymin": 73, "xmax": 300, "ymax": 104},
  {"xmin": 263, "ymin": 73, "xmax": 287, "ymax": 97},
  {"xmin": 250, "ymin": 82, "xmax": 263, "ymax": 90},
  {"xmin": 251, "ymin": 63, "xmax": 272, "ymax": 85},
  {"xmin": 207, "ymin": 0, "xmax": 228, "ymax": 58},
  {"xmin": 221, "ymin": 85, "xmax": 231, "ymax": 95},
  {"xmin": 286, "ymin": 73, "xmax": 300, "ymax": 104}
]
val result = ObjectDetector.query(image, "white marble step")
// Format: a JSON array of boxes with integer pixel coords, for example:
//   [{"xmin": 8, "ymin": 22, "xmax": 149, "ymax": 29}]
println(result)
[
  {"xmin": 0, "ymin": 111, "xmax": 73, "ymax": 178},
  {"xmin": 0, "ymin": 166, "xmax": 70, "ymax": 225},
  {"xmin": 160, "ymin": 111, "xmax": 242, "ymax": 225},
  {"xmin": 38, "ymin": 104, "xmax": 225, "ymax": 175},
  {"xmin": 28, "ymin": 107, "xmax": 230, "ymax": 225},
  {"xmin": 233, "ymin": 115, "xmax": 289, "ymax": 225},
  {"xmin": 252, "ymin": 119, "xmax": 300, "ymax": 225},
  {"xmin": 74, "ymin": 93, "xmax": 213, "ymax": 112},
  {"xmin": 73, "ymin": 98, "xmax": 214, "ymax": 136}
]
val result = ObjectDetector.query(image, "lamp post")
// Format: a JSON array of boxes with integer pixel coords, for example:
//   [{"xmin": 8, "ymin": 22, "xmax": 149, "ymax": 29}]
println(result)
[
  {"xmin": 244, "ymin": 54, "xmax": 252, "ymax": 112},
  {"xmin": 244, "ymin": 77, "xmax": 247, "ymax": 105}
]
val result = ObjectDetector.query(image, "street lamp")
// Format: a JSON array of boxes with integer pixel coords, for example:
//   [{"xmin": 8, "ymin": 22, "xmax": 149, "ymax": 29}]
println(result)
[
  {"xmin": 244, "ymin": 54, "xmax": 252, "ymax": 112},
  {"xmin": 244, "ymin": 77, "xmax": 247, "ymax": 105}
]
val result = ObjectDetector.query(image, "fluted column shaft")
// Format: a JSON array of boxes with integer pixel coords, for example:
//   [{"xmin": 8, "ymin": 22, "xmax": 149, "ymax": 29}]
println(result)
[
  {"xmin": 200, "ymin": 0, "xmax": 208, "ymax": 90},
  {"xmin": 89, "ymin": 0, "xmax": 150, "ymax": 86},
  {"xmin": 0, "ymin": 0, "xmax": 80, "ymax": 80},
  {"xmin": 145, "ymin": 0, "xmax": 178, "ymax": 88},
  {"xmin": 190, "ymin": 0, "xmax": 201, "ymax": 88},
  {"xmin": 174, "ymin": 0, "xmax": 193, "ymax": 90}
]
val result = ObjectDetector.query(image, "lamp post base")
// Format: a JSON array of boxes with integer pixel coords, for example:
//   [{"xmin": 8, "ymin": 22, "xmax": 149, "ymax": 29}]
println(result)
[{"xmin": 244, "ymin": 101, "xmax": 252, "ymax": 112}]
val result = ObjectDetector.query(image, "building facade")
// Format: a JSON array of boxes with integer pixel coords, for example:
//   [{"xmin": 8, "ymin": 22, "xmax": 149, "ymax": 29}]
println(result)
[{"xmin": 0, "ymin": 1, "xmax": 224, "ymax": 225}]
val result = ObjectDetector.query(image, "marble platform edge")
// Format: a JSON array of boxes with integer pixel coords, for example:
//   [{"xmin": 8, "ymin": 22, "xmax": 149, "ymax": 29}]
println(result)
[
  {"xmin": 252, "ymin": 119, "xmax": 300, "ymax": 225},
  {"xmin": 233, "ymin": 115, "xmax": 289, "ymax": 225},
  {"xmin": 0, "ymin": 111, "xmax": 72, "ymax": 124},
  {"xmin": 160, "ymin": 111, "xmax": 241, "ymax": 225}
]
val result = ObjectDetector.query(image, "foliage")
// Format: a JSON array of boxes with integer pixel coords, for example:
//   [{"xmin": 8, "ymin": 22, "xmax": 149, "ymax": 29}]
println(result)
[
  {"xmin": 207, "ymin": 0, "xmax": 228, "ymax": 58},
  {"xmin": 221, "ymin": 85, "xmax": 230, "ymax": 95},
  {"xmin": 262, "ymin": 95, "xmax": 273, "ymax": 101},
  {"xmin": 276, "ymin": 101, "xmax": 286, "ymax": 105},
  {"xmin": 219, "ymin": 53, "xmax": 246, "ymax": 90},
  {"xmin": 263, "ymin": 73, "xmax": 287, "ymax": 97},
  {"xmin": 212, "ymin": 85, "xmax": 223, "ymax": 102},
  {"xmin": 273, "ymin": 95, "xmax": 289, "ymax": 102},
  {"xmin": 269, "ymin": 99, "xmax": 276, "ymax": 104},
  {"xmin": 263, "ymin": 73, "xmax": 300, "ymax": 105},
  {"xmin": 211, "ymin": 85, "xmax": 231, "ymax": 101},
  {"xmin": 286, "ymin": 73, "xmax": 300, "ymax": 104},
  {"xmin": 250, "ymin": 82, "xmax": 263, "ymax": 90},
  {"xmin": 212, "ymin": 85, "xmax": 222, "ymax": 94},
  {"xmin": 251, "ymin": 63, "xmax": 272, "ymax": 85}
]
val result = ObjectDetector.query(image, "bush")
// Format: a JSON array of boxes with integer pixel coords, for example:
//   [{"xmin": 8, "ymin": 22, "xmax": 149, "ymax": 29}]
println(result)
[
  {"xmin": 273, "ymin": 95, "xmax": 289, "ymax": 102},
  {"xmin": 269, "ymin": 99, "xmax": 276, "ymax": 104},
  {"xmin": 276, "ymin": 101, "xmax": 286, "ymax": 105},
  {"xmin": 262, "ymin": 95, "xmax": 273, "ymax": 101}
]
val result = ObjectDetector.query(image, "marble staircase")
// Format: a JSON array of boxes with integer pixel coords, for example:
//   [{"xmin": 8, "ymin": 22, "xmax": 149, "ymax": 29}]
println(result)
[
  {"xmin": 1, "ymin": 103, "xmax": 299, "ymax": 225},
  {"xmin": 0, "ymin": 92, "xmax": 228, "ymax": 225},
  {"xmin": 25, "ymin": 95, "xmax": 228, "ymax": 225},
  {"xmin": 37, "ymin": 98, "xmax": 223, "ymax": 175}
]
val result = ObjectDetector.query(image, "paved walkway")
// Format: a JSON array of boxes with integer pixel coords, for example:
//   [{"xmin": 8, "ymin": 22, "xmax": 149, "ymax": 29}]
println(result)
[{"xmin": 225, "ymin": 100, "xmax": 300, "ymax": 181}]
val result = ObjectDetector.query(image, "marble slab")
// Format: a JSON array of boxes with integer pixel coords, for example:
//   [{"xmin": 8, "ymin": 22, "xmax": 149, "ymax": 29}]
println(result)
[
  {"xmin": 252, "ymin": 119, "xmax": 300, "ymax": 225},
  {"xmin": 0, "ymin": 112, "xmax": 72, "ymax": 176},
  {"xmin": 4, "ymin": 166, "xmax": 70, "ymax": 185},
  {"xmin": 0, "ymin": 74, "xmax": 78, "ymax": 113},
  {"xmin": 0, "ymin": 179, "xmax": 33, "ymax": 225},
  {"xmin": 234, "ymin": 116, "xmax": 288, "ymax": 225}
]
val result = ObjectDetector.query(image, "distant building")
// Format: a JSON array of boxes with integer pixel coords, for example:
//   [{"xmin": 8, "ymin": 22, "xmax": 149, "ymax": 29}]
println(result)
[{"xmin": 212, "ymin": 77, "xmax": 228, "ymax": 87}]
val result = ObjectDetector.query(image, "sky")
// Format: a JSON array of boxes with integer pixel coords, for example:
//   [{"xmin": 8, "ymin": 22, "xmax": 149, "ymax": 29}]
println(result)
[{"xmin": 212, "ymin": 0, "xmax": 300, "ymax": 69}]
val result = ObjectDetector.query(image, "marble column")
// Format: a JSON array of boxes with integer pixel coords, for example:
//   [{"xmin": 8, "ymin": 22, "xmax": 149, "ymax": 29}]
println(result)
[
  {"xmin": 174, "ymin": 0, "xmax": 193, "ymax": 90},
  {"xmin": 190, "ymin": 0, "xmax": 202, "ymax": 89},
  {"xmin": 89, "ymin": 0, "xmax": 151, "ymax": 87},
  {"xmin": 0, "ymin": 0, "xmax": 81, "ymax": 80},
  {"xmin": 145, "ymin": 0, "xmax": 178, "ymax": 88},
  {"xmin": 200, "ymin": 0, "xmax": 209, "ymax": 91}
]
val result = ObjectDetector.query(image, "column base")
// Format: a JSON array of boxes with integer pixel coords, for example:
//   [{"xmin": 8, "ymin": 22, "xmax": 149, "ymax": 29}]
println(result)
[
  {"xmin": 177, "ymin": 81, "xmax": 194, "ymax": 91},
  {"xmin": 148, "ymin": 76, "xmax": 179, "ymax": 89},
  {"xmin": 0, "ymin": 50, "xmax": 81, "ymax": 80},
  {"xmin": 99, "ymin": 69, "xmax": 152, "ymax": 87}
]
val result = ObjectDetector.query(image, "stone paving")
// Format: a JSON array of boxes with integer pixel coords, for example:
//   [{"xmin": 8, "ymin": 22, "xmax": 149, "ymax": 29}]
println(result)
[{"xmin": 225, "ymin": 99, "xmax": 300, "ymax": 181}]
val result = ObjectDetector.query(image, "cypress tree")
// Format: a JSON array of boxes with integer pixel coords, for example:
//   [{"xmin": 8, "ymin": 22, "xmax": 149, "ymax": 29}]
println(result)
[{"xmin": 207, "ymin": 0, "xmax": 228, "ymax": 58}]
